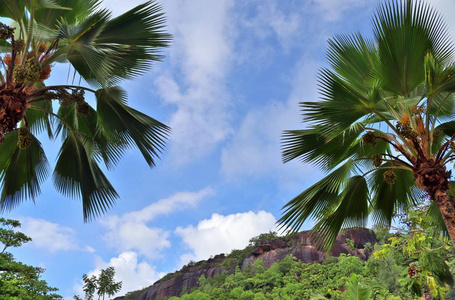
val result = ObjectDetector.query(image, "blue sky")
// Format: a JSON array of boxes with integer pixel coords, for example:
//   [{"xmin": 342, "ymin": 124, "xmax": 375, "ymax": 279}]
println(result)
[{"xmin": 4, "ymin": 0, "xmax": 455, "ymax": 298}]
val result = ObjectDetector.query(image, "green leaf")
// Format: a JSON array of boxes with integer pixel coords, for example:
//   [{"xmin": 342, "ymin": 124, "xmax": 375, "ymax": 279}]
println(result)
[
  {"xmin": 26, "ymin": 100, "xmax": 54, "ymax": 139},
  {"xmin": 34, "ymin": 0, "xmax": 101, "ymax": 29},
  {"xmin": 373, "ymin": 0, "xmax": 453, "ymax": 96},
  {"xmin": 313, "ymin": 175, "xmax": 369, "ymax": 250},
  {"xmin": 53, "ymin": 132, "xmax": 118, "ymax": 222},
  {"xmin": 278, "ymin": 160, "xmax": 353, "ymax": 234},
  {"xmin": 96, "ymin": 87, "xmax": 169, "ymax": 167},
  {"xmin": 55, "ymin": 102, "xmax": 126, "ymax": 170},
  {"xmin": 345, "ymin": 274, "xmax": 372, "ymax": 300},
  {"xmin": 421, "ymin": 251, "xmax": 454, "ymax": 286},
  {"xmin": 0, "ymin": 1, "xmax": 25, "ymax": 22},
  {"xmin": 0, "ymin": 130, "xmax": 50, "ymax": 212},
  {"xmin": 282, "ymin": 124, "xmax": 364, "ymax": 171},
  {"xmin": 369, "ymin": 165, "xmax": 420, "ymax": 226}
]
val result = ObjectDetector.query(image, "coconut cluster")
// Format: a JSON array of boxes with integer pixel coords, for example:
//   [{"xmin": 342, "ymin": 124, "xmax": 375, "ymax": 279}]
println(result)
[
  {"xmin": 0, "ymin": 23, "xmax": 14, "ymax": 40},
  {"xmin": 44, "ymin": 88, "xmax": 90, "ymax": 116},
  {"xmin": 371, "ymin": 153, "xmax": 383, "ymax": 168},
  {"xmin": 396, "ymin": 120, "xmax": 418, "ymax": 140},
  {"xmin": 18, "ymin": 126, "xmax": 33, "ymax": 150},
  {"xmin": 12, "ymin": 57, "xmax": 42, "ymax": 83},
  {"xmin": 383, "ymin": 169, "xmax": 396, "ymax": 184},
  {"xmin": 362, "ymin": 131, "xmax": 377, "ymax": 146}
]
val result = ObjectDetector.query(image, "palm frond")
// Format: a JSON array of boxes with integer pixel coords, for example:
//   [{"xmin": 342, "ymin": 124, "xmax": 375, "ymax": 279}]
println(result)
[
  {"xmin": 313, "ymin": 175, "xmax": 369, "ymax": 251},
  {"xmin": 327, "ymin": 33, "xmax": 378, "ymax": 95},
  {"xmin": 96, "ymin": 87, "xmax": 169, "ymax": 167},
  {"xmin": 52, "ymin": 1, "xmax": 171, "ymax": 86},
  {"xmin": 55, "ymin": 102, "xmax": 127, "ymax": 170},
  {"xmin": 282, "ymin": 123, "xmax": 363, "ymax": 171},
  {"xmin": 373, "ymin": 0, "xmax": 453, "ymax": 96},
  {"xmin": 26, "ymin": 100, "xmax": 54, "ymax": 139},
  {"xmin": 53, "ymin": 132, "xmax": 118, "ymax": 222},
  {"xmin": 0, "ymin": 130, "xmax": 50, "ymax": 212},
  {"xmin": 0, "ymin": 1, "xmax": 25, "ymax": 22},
  {"xmin": 369, "ymin": 165, "xmax": 420, "ymax": 226},
  {"xmin": 34, "ymin": 0, "xmax": 101, "ymax": 29},
  {"xmin": 304, "ymin": 68, "xmax": 372, "ymax": 133},
  {"xmin": 278, "ymin": 160, "xmax": 353, "ymax": 234},
  {"xmin": 94, "ymin": 0, "xmax": 171, "ymax": 81}
]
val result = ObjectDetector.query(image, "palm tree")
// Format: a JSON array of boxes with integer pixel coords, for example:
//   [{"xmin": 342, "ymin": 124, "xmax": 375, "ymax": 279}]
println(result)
[
  {"xmin": 280, "ymin": 0, "xmax": 455, "ymax": 249},
  {"xmin": 0, "ymin": 0, "xmax": 171, "ymax": 221}
]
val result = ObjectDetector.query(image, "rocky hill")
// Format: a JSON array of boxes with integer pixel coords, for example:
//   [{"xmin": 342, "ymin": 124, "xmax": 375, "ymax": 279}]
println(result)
[{"xmin": 115, "ymin": 228, "xmax": 377, "ymax": 300}]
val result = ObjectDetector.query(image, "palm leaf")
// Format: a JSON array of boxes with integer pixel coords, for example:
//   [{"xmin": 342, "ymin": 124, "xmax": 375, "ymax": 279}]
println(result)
[
  {"xmin": 282, "ymin": 124, "xmax": 363, "ymax": 171},
  {"xmin": 304, "ymin": 68, "xmax": 372, "ymax": 134},
  {"xmin": 313, "ymin": 175, "xmax": 369, "ymax": 250},
  {"xmin": 369, "ymin": 165, "xmax": 420, "ymax": 226},
  {"xmin": 373, "ymin": 0, "xmax": 453, "ymax": 96},
  {"xmin": 327, "ymin": 33, "xmax": 378, "ymax": 95},
  {"xmin": 34, "ymin": 0, "xmax": 101, "ymax": 29},
  {"xmin": 96, "ymin": 87, "xmax": 169, "ymax": 167},
  {"xmin": 278, "ymin": 160, "xmax": 353, "ymax": 234},
  {"xmin": 0, "ymin": 1, "xmax": 25, "ymax": 22},
  {"xmin": 0, "ymin": 130, "xmax": 50, "ymax": 212},
  {"xmin": 94, "ymin": 0, "xmax": 171, "ymax": 81},
  {"xmin": 26, "ymin": 100, "xmax": 54, "ymax": 139},
  {"xmin": 55, "ymin": 102, "xmax": 127, "ymax": 170},
  {"xmin": 53, "ymin": 132, "xmax": 118, "ymax": 221}
]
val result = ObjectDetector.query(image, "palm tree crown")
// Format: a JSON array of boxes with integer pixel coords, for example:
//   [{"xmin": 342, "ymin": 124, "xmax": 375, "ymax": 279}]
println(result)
[
  {"xmin": 280, "ymin": 0, "xmax": 455, "ymax": 249},
  {"xmin": 0, "ymin": 0, "xmax": 171, "ymax": 221}
]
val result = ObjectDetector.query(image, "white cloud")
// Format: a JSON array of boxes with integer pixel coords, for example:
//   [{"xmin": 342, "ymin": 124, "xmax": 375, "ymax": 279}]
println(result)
[
  {"xmin": 155, "ymin": 0, "xmax": 235, "ymax": 165},
  {"xmin": 175, "ymin": 211, "xmax": 276, "ymax": 264},
  {"xmin": 20, "ymin": 218, "xmax": 91, "ymax": 253},
  {"xmin": 103, "ymin": 224, "xmax": 170, "ymax": 259},
  {"xmin": 241, "ymin": 1, "xmax": 303, "ymax": 52},
  {"xmin": 74, "ymin": 251, "xmax": 164, "ymax": 298},
  {"xmin": 100, "ymin": 188, "xmax": 216, "ymax": 258},
  {"xmin": 121, "ymin": 187, "xmax": 216, "ymax": 223}
]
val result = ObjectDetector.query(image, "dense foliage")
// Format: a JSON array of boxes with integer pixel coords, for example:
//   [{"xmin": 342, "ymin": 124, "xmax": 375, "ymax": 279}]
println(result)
[
  {"xmin": 280, "ymin": 0, "xmax": 455, "ymax": 249},
  {"xmin": 0, "ymin": 0, "xmax": 171, "ymax": 221},
  {"xmin": 154, "ymin": 210, "xmax": 455, "ymax": 300},
  {"xmin": 0, "ymin": 218, "xmax": 63, "ymax": 299}
]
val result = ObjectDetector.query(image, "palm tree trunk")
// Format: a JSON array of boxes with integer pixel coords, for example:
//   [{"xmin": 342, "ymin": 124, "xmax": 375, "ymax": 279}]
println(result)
[{"xmin": 434, "ymin": 189, "xmax": 455, "ymax": 247}]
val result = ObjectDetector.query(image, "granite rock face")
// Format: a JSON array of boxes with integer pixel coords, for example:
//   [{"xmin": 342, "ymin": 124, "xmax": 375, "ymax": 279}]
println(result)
[{"xmin": 128, "ymin": 228, "xmax": 377, "ymax": 300}]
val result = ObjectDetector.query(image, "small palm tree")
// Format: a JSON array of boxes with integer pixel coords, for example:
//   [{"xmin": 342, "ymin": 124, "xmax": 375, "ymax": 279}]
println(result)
[
  {"xmin": 0, "ymin": 0, "xmax": 171, "ymax": 221},
  {"xmin": 280, "ymin": 0, "xmax": 455, "ymax": 249}
]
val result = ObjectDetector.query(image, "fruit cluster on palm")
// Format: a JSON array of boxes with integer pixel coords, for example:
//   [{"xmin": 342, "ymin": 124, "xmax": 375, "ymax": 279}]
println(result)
[
  {"xmin": 280, "ymin": 0, "xmax": 455, "ymax": 249},
  {"xmin": 0, "ymin": 0, "xmax": 171, "ymax": 221}
]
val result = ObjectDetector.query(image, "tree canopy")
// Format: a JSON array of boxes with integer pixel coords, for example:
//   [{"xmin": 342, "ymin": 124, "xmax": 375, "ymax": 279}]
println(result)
[
  {"xmin": 0, "ymin": 0, "xmax": 171, "ymax": 220},
  {"xmin": 280, "ymin": 0, "xmax": 455, "ymax": 249}
]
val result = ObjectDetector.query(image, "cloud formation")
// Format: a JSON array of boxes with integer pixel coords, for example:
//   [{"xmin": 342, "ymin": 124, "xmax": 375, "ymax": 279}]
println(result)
[
  {"xmin": 175, "ymin": 210, "xmax": 276, "ymax": 265},
  {"xmin": 20, "ymin": 218, "xmax": 90, "ymax": 253},
  {"xmin": 155, "ymin": 0, "xmax": 235, "ymax": 165},
  {"xmin": 100, "ymin": 188, "xmax": 216, "ymax": 258}
]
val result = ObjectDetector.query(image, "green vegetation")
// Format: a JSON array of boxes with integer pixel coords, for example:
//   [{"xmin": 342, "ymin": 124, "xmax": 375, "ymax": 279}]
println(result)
[
  {"xmin": 0, "ymin": 218, "xmax": 63, "ymax": 299},
  {"xmin": 280, "ymin": 0, "xmax": 455, "ymax": 249},
  {"xmin": 0, "ymin": 0, "xmax": 171, "ymax": 221},
  {"xmin": 154, "ymin": 208, "xmax": 455, "ymax": 300},
  {"xmin": 74, "ymin": 266, "xmax": 122, "ymax": 300}
]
